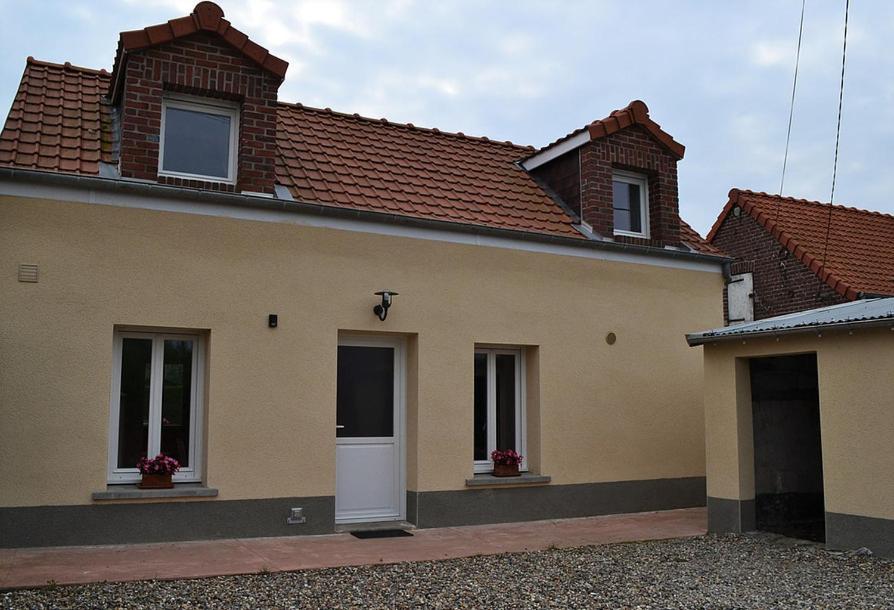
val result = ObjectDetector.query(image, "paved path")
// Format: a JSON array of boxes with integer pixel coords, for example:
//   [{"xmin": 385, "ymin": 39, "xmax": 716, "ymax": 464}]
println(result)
[{"xmin": 0, "ymin": 507, "xmax": 705, "ymax": 589}]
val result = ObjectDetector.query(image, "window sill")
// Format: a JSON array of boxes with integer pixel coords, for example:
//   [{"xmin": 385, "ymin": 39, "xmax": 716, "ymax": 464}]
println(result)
[
  {"xmin": 92, "ymin": 484, "xmax": 218, "ymax": 501},
  {"xmin": 465, "ymin": 473, "xmax": 552, "ymax": 487},
  {"xmin": 613, "ymin": 231, "xmax": 650, "ymax": 239}
]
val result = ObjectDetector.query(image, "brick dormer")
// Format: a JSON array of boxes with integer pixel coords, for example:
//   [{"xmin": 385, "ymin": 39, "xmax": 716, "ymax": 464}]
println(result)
[
  {"xmin": 523, "ymin": 101, "xmax": 685, "ymax": 248},
  {"xmin": 108, "ymin": 2, "xmax": 288, "ymax": 194}
]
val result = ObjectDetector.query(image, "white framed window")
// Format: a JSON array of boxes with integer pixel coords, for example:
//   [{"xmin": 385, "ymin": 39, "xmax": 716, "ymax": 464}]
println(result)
[
  {"xmin": 107, "ymin": 331, "xmax": 205, "ymax": 483},
  {"xmin": 158, "ymin": 96, "xmax": 239, "ymax": 183},
  {"xmin": 612, "ymin": 170, "xmax": 650, "ymax": 238},
  {"xmin": 473, "ymin": 347, "xmax": 526, "ymax": 473}
]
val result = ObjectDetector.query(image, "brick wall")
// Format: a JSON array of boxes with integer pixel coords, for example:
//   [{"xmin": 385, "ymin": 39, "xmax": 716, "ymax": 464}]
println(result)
[
  {"xmin": 116, "ymin": 33, "xmax": 281, "ymax": 193},
  {"xmin": 530, "ymin": 149, "xmax": 581, "ymax": 218},
  {"xmin": 712, "ymin": 212, "xmax": 847, "ymax": 321},
  {"xmin": 580, "ymin": 125, "xmax": 680, "ymax": 246}
]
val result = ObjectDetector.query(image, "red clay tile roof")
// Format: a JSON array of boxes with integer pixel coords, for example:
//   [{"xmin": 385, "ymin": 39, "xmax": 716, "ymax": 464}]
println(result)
[
  {"xmin": 680, "ymin": 220, "xmax": 722, "ymax": 255},
  {"xmin": 0, "ymin": 58, "xmax": 717, "ymax": 248},
  {"xmin": 0, "ymin": 58, "xmax": 114, "ymax": 174},
  {"xmin": 526, "ymin": 100, "xmax": 685, "ymax": 161},
  {"xmin": 110, "ymin": 1, "xmax": 287, "ymax": 101},
  {"xmin": 276, "ymin": 103, "xmax": 581, "ymax": 238},
  {"xmin": 708, "ymin": 189, "xmax": 894, "ymax": 298}
]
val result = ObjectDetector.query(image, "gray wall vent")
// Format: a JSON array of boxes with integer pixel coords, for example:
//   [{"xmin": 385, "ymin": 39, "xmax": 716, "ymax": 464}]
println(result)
[{"xmin": 17, "ymin": 263, "xmax": 39, "ymax": 283}]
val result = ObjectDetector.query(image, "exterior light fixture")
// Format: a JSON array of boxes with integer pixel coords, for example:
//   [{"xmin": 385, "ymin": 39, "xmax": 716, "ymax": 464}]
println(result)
[{"xmin": 373, "ymin": 290, "xmax": 398, "ymax": 321}]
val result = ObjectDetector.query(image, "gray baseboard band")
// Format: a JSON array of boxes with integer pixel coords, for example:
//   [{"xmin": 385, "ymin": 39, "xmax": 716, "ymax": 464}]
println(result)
[
  {"xmin": 707, "ymin": 497, "xmax": 894, "ymax": 558},
  {"xmin": 826, "ymin": 512, "xmax": 894, "ymax": 558},
  {"xmin": 408, "ymin": 476, "xmax": 706, "ymax": 529},
  {"xmin": 707, "ymin": 496, "xmax": 755, "ymax": 534},
  {"xmin": 0, "ymin": 496, "xmax": 334, "ymax": 548},
  {"xmin": 2, "ymin": 478, "xmax": 707, "ymax": 548}
]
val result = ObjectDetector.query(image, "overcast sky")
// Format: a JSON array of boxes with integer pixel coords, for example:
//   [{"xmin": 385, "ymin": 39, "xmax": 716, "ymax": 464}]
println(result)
[{"xmin": 1, "ymin": 0, "xmax": 891, "ymax": 234}]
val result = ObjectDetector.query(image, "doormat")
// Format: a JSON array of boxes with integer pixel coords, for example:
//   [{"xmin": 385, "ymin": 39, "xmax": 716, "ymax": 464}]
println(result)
[{"xmin": 350, "ymin": 529, "xmax": 414, "ymax": 539}]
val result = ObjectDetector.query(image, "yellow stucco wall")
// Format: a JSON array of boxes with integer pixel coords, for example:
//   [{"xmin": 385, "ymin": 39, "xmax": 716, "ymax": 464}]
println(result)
[
  {"xmin": 1, "ymin": 195, "xmax": 722, "ymax": 507},
  {"xmin": 702, "ymin": 330, "xmax": 894, "ymax": 521}
]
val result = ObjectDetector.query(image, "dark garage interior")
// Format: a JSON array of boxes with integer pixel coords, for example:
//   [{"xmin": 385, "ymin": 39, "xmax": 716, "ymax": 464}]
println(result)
[{"xmin": 749, "ymin": 354, "xmax": 825, "ymax": 542}]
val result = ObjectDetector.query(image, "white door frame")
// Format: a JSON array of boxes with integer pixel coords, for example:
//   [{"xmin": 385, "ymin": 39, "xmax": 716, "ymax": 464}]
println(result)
[{"xmin": 335, "ymin": 334, "xmax": 406, "ymax": 523}]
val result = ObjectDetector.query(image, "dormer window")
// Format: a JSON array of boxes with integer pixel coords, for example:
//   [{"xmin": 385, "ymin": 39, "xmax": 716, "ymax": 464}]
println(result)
[
  {"xmin": 612, "ymin": 170, "xmax": 649, "ymax": 237},
  {"xmin": 159, "ymin": 97, "xmax": 239, "ymax": 183}
]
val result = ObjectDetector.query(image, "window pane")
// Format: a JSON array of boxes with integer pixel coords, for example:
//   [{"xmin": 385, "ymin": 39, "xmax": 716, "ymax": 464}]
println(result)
[
  {"xmin": 117, "ymin": 338, "xmax": 152, "ymax": 469},
  {"xmin": 162, "ymin": 106, "xmax": 232, "ymax": 178},
  {"xmin": 612, "ymin": 180, "xmax": 642, "ymax": 233},
  {"xmin": 337, "ymin": 346, "xmax": 394, "ymax": 438},
  {"xmin": 495, "ymin": 354, "xmax": 516, "ymax": 451},
  {"xmin": 160, "ymin": 339, "xmax": 194, "ymax": 467},
  {"xmin": 473, "ymin": 353, "xmax": 488, "ymax": 461}
]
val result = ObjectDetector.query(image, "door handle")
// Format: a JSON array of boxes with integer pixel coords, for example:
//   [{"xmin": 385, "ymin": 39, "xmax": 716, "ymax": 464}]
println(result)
[{"xmin": 336, "ymin": 425, "xmax": 345, "ymax": 429}]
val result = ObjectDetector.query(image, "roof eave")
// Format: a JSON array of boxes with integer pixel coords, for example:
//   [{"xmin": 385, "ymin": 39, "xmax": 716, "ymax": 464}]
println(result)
[
  {"xmin": 0, "ymin": 166, "xmax": 730, "ymax": 267},
  {"xmin": 686, "ymin": 316, "xmax": 894, "ymax": 347},
  {"xmin": 521, "ymin": 100, "xmax": 685, "ymax": 169}
]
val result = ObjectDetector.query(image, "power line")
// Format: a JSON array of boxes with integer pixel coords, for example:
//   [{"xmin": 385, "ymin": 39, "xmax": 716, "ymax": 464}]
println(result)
[
  {"xmin": 818, "ymin": 0, "xmax": 849, "ymax": 294},
  {"xmin": 778, "ymin": 0, "xmax": 806, "ymax": 199}
]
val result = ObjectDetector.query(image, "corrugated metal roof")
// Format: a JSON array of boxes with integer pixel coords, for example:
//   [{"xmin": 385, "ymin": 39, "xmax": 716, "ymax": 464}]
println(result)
[{"xmin": 686, "ymin": 297, "xmax": 894, "ymax": 346}]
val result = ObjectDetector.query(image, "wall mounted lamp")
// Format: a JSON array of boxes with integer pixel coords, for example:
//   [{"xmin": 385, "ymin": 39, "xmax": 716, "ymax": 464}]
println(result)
[{"xmin": 373, "ymin": 290, "xmax": 398, "ymax": 321}]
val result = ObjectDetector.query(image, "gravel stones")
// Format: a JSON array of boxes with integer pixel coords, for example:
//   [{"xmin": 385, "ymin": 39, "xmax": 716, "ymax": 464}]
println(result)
[{"xmin": 3, "ymin": 534, "xmax": 892, "ymax": 609}]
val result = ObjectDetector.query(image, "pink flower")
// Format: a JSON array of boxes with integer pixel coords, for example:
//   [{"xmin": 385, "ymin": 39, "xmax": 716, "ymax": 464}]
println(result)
[
  {"xmin": 490, "ymin": 449, "xmax": 523, "ymax": 466},
  {"xmin": 136, "ymin": 453, "xmax": 181, "ymax": 475}
]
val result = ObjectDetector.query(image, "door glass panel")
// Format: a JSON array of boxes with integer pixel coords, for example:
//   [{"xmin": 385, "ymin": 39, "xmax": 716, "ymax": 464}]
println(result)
[
  {"xmin": 337, "ymin": 346, "xmax": 394, "ymax": 438},
  {"xmin": 473, "ymin": 353, "xmax": 488, "ymax": 461},
  {"xmin": 160, "ymin": 339, "xmax": 194, "ymax": 466},
  {"xmin": 495, "ymin": 354, "xmax": 516, "ymax": 451},
  {"xmin": 117, "ymin": 338, "xmax": 152, "ymax": 469}
]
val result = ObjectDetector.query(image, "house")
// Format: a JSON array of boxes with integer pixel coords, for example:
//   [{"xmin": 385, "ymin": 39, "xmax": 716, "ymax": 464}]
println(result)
[
  {"xmin": 0, "ymin": 2, "xmax": 725, "ymax": 547},
  {"xmin": 708, "ymin": 188, "xmax": 894, "ymax": 323},
  {"xmin": 687, "ymin": 298, "xmax": 894, "ymax": 558}
]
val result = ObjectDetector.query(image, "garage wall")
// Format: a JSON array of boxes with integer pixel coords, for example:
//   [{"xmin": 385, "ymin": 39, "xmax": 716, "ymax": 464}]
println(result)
[{"xmin": 702, "ymin": 329, "xmax": 894, "ymax": 554}]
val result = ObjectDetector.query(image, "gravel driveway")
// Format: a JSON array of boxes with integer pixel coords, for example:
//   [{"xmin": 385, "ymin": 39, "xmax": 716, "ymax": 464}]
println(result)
[{"xmin": 3, "ymin": 534, "xmax": 892, "ymax": 609}]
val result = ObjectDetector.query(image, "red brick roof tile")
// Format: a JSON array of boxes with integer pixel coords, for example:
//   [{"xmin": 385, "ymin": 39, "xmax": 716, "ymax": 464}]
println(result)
[
  {"xmin": 275, "ymin": 103, "xmax": 581, "ymax": 238},
  {"xmin": 0, "ymin": 58, "xmax": 114, "ymax": 174},
  {"xmin": 707, "ymin": 189, "xmax": 894, "ymax": 298},
  {"xmin": 527, "ymin": 100, "xmax": 685, "ymax": 161},
  {"xmin": 110, "ymin": 1, "xmax": 287, "ymax": 102},
  {"xmin": 680, "ymin": 220, "xmax": 722, "ymax": 255},
  {"xmin": 1, "ymin": 58, "xmax": 714, "ymax": 247}
]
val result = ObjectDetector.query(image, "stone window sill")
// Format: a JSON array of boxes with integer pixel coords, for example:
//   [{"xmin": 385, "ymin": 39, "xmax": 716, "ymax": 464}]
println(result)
[
  {"xmin": 92, "ymin": 484, "xmax": 219, "ymax": 501},
  {"xmin": 465, "ymin": 473, "xmax": 551, "ymax": 487}
]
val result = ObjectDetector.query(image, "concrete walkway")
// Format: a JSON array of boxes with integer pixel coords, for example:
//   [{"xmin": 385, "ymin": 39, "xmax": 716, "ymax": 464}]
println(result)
[{"xmin": 0, "ymin": 507, "xmax": 706, "ymax": 590}]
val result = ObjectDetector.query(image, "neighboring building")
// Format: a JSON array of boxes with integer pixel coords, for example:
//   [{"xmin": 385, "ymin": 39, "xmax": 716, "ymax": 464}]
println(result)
[
  {"xmin": 0, "ymin": 2, "xmax": 725, "ymax": 547},
  {"xmin": 687, "ymin": 298, "xmax": 894, "ymax": 558},
  {"xmin": 707, "ymin": 189, "xmax": 894, "ymax": 323}
]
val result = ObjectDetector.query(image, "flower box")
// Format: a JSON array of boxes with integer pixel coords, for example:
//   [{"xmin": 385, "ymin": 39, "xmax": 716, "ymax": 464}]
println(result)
[
  {"xmin": 138, "ymin": 473, "xmax": 174, "ymax": 489},
  {"xmin": 136, "ymin": 453, "xmax": 180, "ymax": 489},
  {"xmin": 490, "ymin": 449, "xmax": 523, "ymax": 477},
  {"xmin": 492, "ymin": 462, "xmax": 520, "ymax": 477}
]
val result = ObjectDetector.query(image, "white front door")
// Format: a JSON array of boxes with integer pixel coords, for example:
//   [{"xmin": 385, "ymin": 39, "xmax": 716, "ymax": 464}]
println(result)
[{"xmin": 335, "ymin": 336, "xmax": 405, "ymax": 523}]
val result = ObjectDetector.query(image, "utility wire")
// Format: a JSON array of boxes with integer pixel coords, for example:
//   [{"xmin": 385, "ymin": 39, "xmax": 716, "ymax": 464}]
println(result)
[
  {"xmin": 778, "ymin": 0, "xmax": 806, "ymax": 200},
  {"xmin": 818, "ymin": 0, "xmax": 849, "ymax": 292}
]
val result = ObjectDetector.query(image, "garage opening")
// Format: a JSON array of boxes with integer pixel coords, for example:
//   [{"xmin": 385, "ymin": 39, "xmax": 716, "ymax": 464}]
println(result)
[{"xmin": 749, "ymin": 353, "xmax": 825, "ymax": 541}]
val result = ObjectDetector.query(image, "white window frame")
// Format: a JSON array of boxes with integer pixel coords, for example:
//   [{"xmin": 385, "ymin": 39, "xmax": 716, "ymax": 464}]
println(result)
[
  {"xmin": 158, "ymin": 96, "xmax": 239, "ymax": 184},
  {"xmin": 107, "ymin": 331, "xmax": 205, "ymax": 484},
  {"xmin": 612, "ymin": 170, "xmax": 650, "ymax": 238},
  {"xmin": 473, "ymin": 347, "xmax": 527, "ymax": 474}
]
